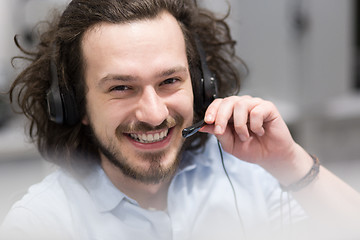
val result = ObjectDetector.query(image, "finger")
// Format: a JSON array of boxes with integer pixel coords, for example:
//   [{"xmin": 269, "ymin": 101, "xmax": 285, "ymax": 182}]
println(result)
[
  {"xmin": 198, "ymin": 123, "xmax": 215, "ymax": 134},
  {"xmin": 214, "ymin": 123, "xmax": 236, "ymax": 153},
  {"xmin": 204, "ymin": 98, "xmax": 223, "ymax": 124},
  {"xmin": 212, "ymin": 97, "xmax": 238, "ymax": 135},
  {"xmin": 233, "ymin": 100, "xmax": 251, "ymax": 141},
  {"xmin": 249, "ymin": 100, "xmax": 278, "ymax": 136},
  {"xmin": 249, "ymin": 104, "xmax": 266, "ymax": 137},
  {"xmin": 233, "ymin": 97, "xmax": 263, "ymax": 141}
]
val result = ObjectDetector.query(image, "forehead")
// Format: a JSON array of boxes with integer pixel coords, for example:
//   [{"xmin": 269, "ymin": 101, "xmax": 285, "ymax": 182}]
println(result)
[{"xmin": 81, "ymin": 11, "xmax": 188, "ymax": 79}]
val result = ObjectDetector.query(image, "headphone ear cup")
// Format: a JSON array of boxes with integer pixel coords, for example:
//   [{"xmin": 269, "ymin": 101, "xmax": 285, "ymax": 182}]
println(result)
[
  {"xmin": 47, "ymin": 60, "xmax": 64, "ymax": 124},
  {"xmin": 46, "ymin": 59, "xmax": 80, "ymax": 125},
  {"xmin": 192, "ymin": 66, "xmax": 204, "ymax": 113},
  {"xmin": 61, "ymin": 89, "xmax": 80, "ymax": 126},
  {"xmin": 194, "ymin": 37, "xmax": 218, "ymax": 113}
]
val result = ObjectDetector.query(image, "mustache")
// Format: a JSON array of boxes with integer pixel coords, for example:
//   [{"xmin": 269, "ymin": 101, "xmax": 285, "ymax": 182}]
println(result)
[{"xmin": 116, "ymin": 115, "xmax": 184, "ymax": 133}]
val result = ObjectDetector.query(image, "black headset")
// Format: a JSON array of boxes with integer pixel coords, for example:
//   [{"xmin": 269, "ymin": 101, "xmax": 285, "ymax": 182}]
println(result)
[
  {"xmin": 46, "ymin": 49, "xmax": 79, "ymax": 126},
  {"xmin": 193, "ymin": 37, "xmax": 218, "ymax": 114},
  {"xmin": 46, "ymin": 37, "xmax": 217, "ymax": 126}
]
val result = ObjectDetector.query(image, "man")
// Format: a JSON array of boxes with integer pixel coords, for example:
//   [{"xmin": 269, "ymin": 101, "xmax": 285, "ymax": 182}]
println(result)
[{"xmin": 2, "ymin": 0, "xmax": 360, "ymax": 239}]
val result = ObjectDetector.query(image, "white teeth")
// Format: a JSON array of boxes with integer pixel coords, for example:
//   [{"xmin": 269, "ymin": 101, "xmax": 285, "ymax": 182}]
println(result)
[
  {"xmin": 129, "ymin": 129, "xmax": 169, "ymax": 143},
  {"xmin": 147, "ymin": 134, "xmax": 154, "ymax": 141},
  {"xmin": 154, "ymin": 133, "xmax": 160, "ymax": 141}
]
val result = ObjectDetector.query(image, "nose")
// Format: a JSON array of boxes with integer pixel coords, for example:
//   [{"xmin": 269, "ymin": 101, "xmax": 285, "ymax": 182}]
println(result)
[{"xmin": 135, "ymin": 87, "xmax": 169, "ymax": 127}]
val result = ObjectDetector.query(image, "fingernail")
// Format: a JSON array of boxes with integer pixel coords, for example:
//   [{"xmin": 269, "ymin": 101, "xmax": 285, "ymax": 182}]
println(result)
[{"xmin": 205, "ymin": 114, "xmax": 214, "ymax": 122}]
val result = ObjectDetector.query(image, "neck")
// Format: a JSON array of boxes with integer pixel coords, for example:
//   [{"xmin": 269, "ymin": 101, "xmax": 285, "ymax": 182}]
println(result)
[{"xmin": 101, "ymin": 159, "xmax": 172, "ymax": 211}]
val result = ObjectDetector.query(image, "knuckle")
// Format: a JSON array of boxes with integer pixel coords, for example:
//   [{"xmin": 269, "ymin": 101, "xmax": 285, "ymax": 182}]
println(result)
[
  {"xmin": 250, "ymin": 106, "xmax": 262, "ymax": 116},
  {"xmin": 239, "ymin": 95, "xmax": 252, "ymax": 99}
]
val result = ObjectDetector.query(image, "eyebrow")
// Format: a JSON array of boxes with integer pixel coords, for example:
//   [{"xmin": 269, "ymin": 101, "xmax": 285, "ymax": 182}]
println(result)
[
  {"xmin": 98, "ymin": 74, "xmax": 135, "ymax": 87},
  {"xmin": 156, "ymin": 66, "xmax": 188, "ymax": 78},
  {"xmin": 98, "ymin": 66, "xmax": 188, "ymax": 86}
]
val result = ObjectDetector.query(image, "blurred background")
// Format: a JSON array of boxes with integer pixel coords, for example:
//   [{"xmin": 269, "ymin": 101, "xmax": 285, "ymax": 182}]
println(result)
[{"xmin": 1, "ymin": 0, "xmax": 360, "ymax": 223}]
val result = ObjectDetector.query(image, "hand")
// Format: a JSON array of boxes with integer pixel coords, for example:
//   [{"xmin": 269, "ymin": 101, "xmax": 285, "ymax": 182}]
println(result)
[
  {"xmin": 201, "ymin": 96, "xmax": 360, "ymax": 229},
  {"xmin": 200, "ymin": 96, "xmax": 312, "ymax": 182}
]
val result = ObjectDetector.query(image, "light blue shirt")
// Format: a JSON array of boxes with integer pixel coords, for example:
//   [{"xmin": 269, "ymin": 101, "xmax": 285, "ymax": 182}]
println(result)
[{"xmin": 0, "ymin": 136, "xmax": 305, "ymax": 239}]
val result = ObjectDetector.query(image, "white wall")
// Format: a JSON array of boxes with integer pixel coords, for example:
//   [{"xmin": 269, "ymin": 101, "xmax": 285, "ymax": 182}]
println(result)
[
  {"xmin": 0, "ymin": 1, "xmax": 16, "ymax": 90},
  {"xmin": 202, "ymin": 0, "xmax": 360, "ymax": 189}
]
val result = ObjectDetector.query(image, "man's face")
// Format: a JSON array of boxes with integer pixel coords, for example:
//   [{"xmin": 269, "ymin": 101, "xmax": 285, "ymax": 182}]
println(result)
[{"xmin": 81, "ymin": 11, "xmax": 194, "ymax": 184}]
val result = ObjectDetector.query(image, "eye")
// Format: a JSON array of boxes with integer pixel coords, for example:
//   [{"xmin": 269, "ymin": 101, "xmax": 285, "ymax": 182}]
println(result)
[
  {"xmin": 110, "ymin": 85, "xmax": 131, "ymax": 92},
  {"xmin": 161, "ymin": 78, "xmax": 179, "ymax": 86}
]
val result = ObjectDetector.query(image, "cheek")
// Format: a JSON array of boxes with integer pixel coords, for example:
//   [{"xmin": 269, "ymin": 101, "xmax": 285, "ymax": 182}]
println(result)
[
  {"xmin": 83, "ymin": 93, "xmax": 124, "ymax": 131},
  {"xmin": 183, "ymin": 95, "xmax": 194, "ymax": 117},
  {"xmin": 173, "ymin": 87, "xmax": 194, "ymax": 122}
]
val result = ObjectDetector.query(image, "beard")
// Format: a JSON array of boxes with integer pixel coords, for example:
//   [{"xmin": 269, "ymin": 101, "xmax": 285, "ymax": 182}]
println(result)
[{"xmin": 88, "ymin": 116, "xmax": 184, "ymax": 184}]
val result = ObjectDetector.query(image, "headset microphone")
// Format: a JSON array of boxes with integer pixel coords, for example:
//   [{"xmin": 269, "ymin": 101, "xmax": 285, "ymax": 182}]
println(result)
[{"xmin": 182, "ymin": 120, "xmax": 206, "ymax": 138}]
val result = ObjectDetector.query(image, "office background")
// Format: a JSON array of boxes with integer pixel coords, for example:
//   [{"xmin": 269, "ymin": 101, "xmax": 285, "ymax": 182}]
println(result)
[{"xmin": 1, "ymin": 0, "xmax": 360, "ymax": 223}]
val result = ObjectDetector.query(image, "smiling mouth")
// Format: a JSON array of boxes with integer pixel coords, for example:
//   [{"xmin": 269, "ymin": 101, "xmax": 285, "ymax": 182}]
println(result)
[{"xmin": 128, "ymin": 129, "xmax": 170, "ymax": 144}]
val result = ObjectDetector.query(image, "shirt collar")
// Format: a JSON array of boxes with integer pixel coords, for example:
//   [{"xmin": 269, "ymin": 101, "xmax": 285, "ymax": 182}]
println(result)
[
  {"xmin": 81, "ymin": 165, "xmax": 126, "ymax": 213},
  {"xmin": 80, "ymin": 136, "xmax": 217, "ymax": 213}
]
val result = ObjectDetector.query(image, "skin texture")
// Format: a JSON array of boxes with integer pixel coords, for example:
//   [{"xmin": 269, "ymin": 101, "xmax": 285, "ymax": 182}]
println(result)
[{"xmin": 81, "ymin": 11, "xmax": 193, "ymax": 209}]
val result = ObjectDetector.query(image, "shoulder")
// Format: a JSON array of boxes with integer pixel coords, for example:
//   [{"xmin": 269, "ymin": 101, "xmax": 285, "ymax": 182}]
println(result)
[
  {"xmin": 1, "ymin": 169, "xmax": 79, "ymax": 238},
  {"xmin": 9, "ymin": 169, "xmax": 72, "ymax": 211}
]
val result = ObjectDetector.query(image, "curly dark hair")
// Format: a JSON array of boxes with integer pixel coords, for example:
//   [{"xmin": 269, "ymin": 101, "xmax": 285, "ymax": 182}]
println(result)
[{"xmin": 9, "ymin": 0, "xmax": 245, "ymax": 169}]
